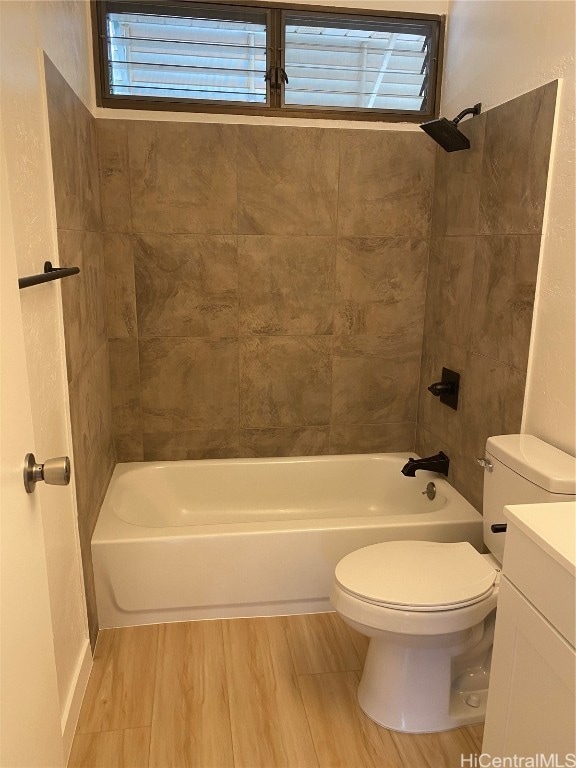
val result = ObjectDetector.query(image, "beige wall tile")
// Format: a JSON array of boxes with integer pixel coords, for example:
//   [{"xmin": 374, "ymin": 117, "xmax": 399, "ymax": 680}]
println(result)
[
  {"xmin": 417, "ymin": 84, "xmax": 555, "ymax": 512},
  {"xmin": 417, "ymin": 347, "xmax": 526, "ymax": 513},
  {"xmin": 99, "ymin": 119, "xmax": 437, "ymax": 462},
  {"xmin": 417, "ymin": 339, "xmax": 467, "ymax": 454},
  {"xmin": 143, "ymin": 429, "xmax": 239, "ymax": 460},
  {"xmin": 431, "ymin": 114, "xmax": 485, "ymax": 237},
  {"xmin": 109, "ymin": 338, "xmax": 142, "ymax": 436},
  {"xmin": 330, "ymin": 423, "xmax": 416, "ymax": 455},
  {"xmin": 149, "ymin": 621, "xmax": 234, "ymax": 768},
  {"xmin": 139, "ymin": 337, "xmax": 238, "ymax": 432},
  {"xmin": 68, "ymin": 341, "xmax": 115, "ymax": 645},
  {"xmin": 77, "ymin": 524, "xmax": 100, "ymax": 652},
  {"xmin": 97, "ymin": 120, "xmax": 132, "ymax": 233},
  {"xmin": 77, "ymin": 112, "xmax": 102, "ymax": 232},
  {"xmin": 240, "ymin": 427, "xmax": 330, "ymax": 457},
  {"xmin": 335, "ymin": 236, "xmax": 428, "ymax": 336},
  {"xmin": 415, "ymin": 423, "xmax": 453, "ymax": 463},
  {"xmin": 114, "ymin": 433, "xmax": 144, "ymax": 463},
  {"xmin": 240, "ymin": 336, "xmax": 332, "ymax": 428},
  {"xmin": 103, "ymin": 233, "xmax": 137, "ymax": 338},
  {"xmin": 51, "ymin": 83, "xmax": 555, "ymax": 490},
  {"xmin": 134, "ymin": 233, "xmax": 238, "ymax": 337},
  {"xmin": 239, "ymin": 235, "xmax": 335, "ymax": 335},
  {"xmin": 46, "ymin": 63, "xmax": 117, "ymax": 642},
  {"xmin": 450, "ymin": 452, "xmax": 485, "ymax": 512},
  {"xmin": 479, "ymin": 81, "xmax": 557, "ymax": 235},
  {"xmin": 450, "ymin": 353, "xmax": 526, "ymax": 509},
  {"xmin": 459, "ymin": 352, "xmax": 526, "ymax": 463},
  {"xmin": 45, "ymin": 56, "xmax": 101, "ymax": 232},
  {"xmin": 68, "ymin": 342, "xmax": 115, "ymax": 526},
  {"xmin": 470, "ymin": 235, "xmax": 540, "ymax": 370},
  {"xmin": 58, "ymin": 231, "xmax": 86, "ymax": 384},
  {"xmin": 238, "ymin": 126, "xmax": 339, "ymax": 236},
  {"xmin": 331, "ymin": 335, "xmax": 421, "ymax": 425},
  {"xmin": 423, "ymin": 237, "xmax": 475, "ymax": 349},
  {"xmin": 338, "ymin": 131, "xmax": 435, "ymax": 237},
  {"xmin": 59, "ymin": 229, "xmax": 107, "ymax": 383},
  {"xmin": 129, "ymin": 121, "xmax": 237, "ymax": 234}
]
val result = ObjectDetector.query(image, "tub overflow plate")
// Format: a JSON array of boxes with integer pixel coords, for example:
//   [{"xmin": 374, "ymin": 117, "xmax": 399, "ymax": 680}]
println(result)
[{"xmin": 422, "ymin": 481, "xmax": 436, "ymax": 500}]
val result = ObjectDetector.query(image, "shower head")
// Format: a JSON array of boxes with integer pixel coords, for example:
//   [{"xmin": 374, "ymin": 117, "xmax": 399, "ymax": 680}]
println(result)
[{"xmin": 420, "ymin": 103, "xmax": 482, "ymax": 152}]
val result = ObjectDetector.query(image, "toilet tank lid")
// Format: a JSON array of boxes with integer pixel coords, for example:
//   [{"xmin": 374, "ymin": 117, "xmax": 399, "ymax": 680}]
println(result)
[{"xmin": 486, "ymin": 435, "xmax": 576, "ymax": 494}]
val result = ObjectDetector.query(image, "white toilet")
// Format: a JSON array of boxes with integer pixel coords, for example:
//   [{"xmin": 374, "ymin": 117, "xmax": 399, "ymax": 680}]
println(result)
[{"xmin": 331, "ymin": 434, "xmax": 576, "ymax": 733}]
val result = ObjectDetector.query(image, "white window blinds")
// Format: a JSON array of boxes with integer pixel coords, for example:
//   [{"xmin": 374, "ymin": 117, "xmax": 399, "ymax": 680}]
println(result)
[{"xmin": 97, "ymin": 2, "xmax": 441, "ymax": 120}]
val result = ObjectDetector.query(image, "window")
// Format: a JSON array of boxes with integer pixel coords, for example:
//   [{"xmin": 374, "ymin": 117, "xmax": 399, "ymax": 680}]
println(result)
[{"xmin": 93, "ymin": 1, "xmax": 443, "ymax": 121}]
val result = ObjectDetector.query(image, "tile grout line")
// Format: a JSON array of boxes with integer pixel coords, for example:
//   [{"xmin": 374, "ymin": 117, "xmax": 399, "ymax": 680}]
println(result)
[
  {"xmin": 414, "ymin": 145, "xmax": 436, "ymax": 454},
  {"xmin": 132, "ymin": 331, "xmax": 423, "ymax": 339},
  {"xmin": 328, "ymin": 131, "xmax": 342, "ymax": 454},
  {"xmin": 125, "ymin": 121, "xmax": 135, "ymax": 236},
  {"xmin": 136, "ymin": 421, "xmax": 416, "ymax": 434},
  {"xmin": 235, "ymin": 128, "xmax": 241, "ymax": 446},
  {"xmin": 125, "ymin": 123, "xmax": 142, "ymax": 461}
]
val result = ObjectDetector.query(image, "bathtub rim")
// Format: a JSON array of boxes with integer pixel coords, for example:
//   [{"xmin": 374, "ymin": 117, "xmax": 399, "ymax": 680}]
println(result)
[{"xmin": 92, "ymin": 452, "xmax": 482, "ymax": 544}]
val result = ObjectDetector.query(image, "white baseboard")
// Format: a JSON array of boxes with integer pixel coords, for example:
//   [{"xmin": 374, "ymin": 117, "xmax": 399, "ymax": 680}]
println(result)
[{"xmin": 61, "ymin": 640, "xmax": 92, "ymax": 760}]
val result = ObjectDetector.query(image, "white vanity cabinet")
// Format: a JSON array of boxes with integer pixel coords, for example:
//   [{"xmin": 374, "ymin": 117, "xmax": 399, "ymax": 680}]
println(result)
[{"xmin": 483, "ymin": 502, "xmax": 576, "ymax": 759}]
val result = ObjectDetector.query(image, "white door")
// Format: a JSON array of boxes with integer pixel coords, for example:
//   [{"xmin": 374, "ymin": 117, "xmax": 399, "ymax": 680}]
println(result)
[{"xmin": 0, "ymin": 134, "xmax": 64, "ymax": 766}]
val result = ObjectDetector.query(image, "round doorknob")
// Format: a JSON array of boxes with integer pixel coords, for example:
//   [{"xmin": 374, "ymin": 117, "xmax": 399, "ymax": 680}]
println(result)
[
  {"xmin": 23, "ymin": 453, "xmax": 71, "ymax": 493},
  {"xmin": 42, "ymin": 456, "xmax": 70, "ymax": 486}
]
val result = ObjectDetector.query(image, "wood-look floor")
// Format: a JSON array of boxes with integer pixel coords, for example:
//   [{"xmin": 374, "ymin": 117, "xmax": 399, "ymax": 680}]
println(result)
[{"xmin": 69, "ymin": 613, "xmax": 483, "ymax": 768}]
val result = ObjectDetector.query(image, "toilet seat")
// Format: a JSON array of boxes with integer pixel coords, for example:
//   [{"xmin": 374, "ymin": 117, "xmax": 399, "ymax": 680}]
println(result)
[{"xmin": 335, "ymin": 541, "xmax": 498, "ymax": 613}]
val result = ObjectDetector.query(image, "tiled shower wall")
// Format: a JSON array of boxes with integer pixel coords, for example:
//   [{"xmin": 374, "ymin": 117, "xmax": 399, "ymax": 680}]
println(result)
[
  {"xmin": 416, "ymin": 81, "xmax": 558, "ymax": 510},
  {"xmin": 45, "ymin": 59, "xmax": 557, "ymax": 637},
  {"xmin": 98, "ymin": 123, "xmax": 436, "ymax": 460},
  {"xmin": 45, "ymin": 58, "xmax": 115, "ymax": 646}
]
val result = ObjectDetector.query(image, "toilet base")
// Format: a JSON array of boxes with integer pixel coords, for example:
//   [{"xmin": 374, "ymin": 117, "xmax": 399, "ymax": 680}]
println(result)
[{"xmin": 357, "ymin": 632, "xmax": 489, "ymax": 733}]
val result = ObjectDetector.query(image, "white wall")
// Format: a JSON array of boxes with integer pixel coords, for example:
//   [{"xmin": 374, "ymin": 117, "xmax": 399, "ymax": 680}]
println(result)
[
  {"xmin": 92, "ymin": 0, "xmax": 448, "ymax": 129},
  {"xmin": 0, "ymin": 0, "xmax": 93, "ymax": 754},
  {"xmin": 442, "ymin": 0, "xmax": 576, "ymax": 456}
]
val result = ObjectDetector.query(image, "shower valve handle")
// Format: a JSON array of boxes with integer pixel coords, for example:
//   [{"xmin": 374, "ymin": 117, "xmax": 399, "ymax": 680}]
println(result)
[{"xmin": 428, "ymin": 381, "xmax": 456, "ymax": 397}]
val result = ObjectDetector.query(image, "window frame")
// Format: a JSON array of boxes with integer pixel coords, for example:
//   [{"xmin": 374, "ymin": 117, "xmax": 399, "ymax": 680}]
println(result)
[{"xmin": 92, "ymin": 0, "xmax": 445, "ymax": 122}]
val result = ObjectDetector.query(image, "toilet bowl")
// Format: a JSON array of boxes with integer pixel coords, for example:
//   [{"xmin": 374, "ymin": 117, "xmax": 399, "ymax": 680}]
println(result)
[
  {"xmin": 332, "ymin": 541, "xmax": 500, "ymax": 732},
  {"xmin": 332, "ymin": 435, "xmax": 576, "ymax": 733}
]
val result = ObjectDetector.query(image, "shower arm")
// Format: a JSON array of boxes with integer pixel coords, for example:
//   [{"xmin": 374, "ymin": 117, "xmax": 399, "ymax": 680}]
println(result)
[{"xmin": 452, "ymin": 103, "xmax": 482, "ymax": 126}]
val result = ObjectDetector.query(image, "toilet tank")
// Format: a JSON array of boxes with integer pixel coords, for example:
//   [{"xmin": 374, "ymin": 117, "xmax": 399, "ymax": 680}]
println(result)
[{"xmin": 483, "ymin": 434, "xmax": 576, "ymax": 563}]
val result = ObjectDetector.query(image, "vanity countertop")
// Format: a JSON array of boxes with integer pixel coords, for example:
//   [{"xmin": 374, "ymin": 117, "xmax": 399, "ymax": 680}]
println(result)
[{"xmin": 504, "ymin": 501, "xmax": 575, "ymax": 576}]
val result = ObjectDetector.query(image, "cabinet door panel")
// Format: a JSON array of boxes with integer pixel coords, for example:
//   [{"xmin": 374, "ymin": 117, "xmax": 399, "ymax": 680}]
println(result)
[{"xmin": 483, "ymin": 577, "xmax": 575, "ymax": 758}]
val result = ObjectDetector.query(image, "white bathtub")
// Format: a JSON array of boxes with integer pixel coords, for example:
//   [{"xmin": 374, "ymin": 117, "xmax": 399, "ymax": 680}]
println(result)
[{"xmin": 92, "ymin": 453, "xmax": 483, "ymax": 628}]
